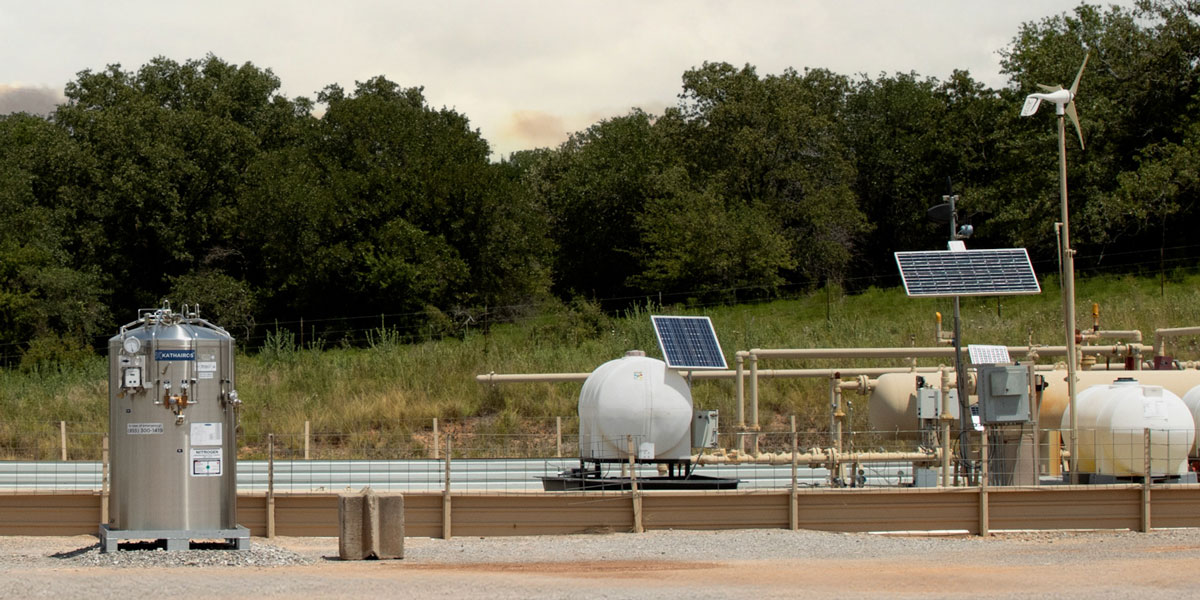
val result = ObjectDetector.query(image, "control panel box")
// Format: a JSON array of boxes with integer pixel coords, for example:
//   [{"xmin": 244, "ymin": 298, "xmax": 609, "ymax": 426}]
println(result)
[
  {"xmin": 692, "ymin": 410, "xmax": 719, "ymax": 448},
  {"xmin": 916, "ymin": 388, "xmax": 960, "ymax": 420},
  {"xmin": 978, "ymin": 365, "xmax": 1032, "ymax": 424}
]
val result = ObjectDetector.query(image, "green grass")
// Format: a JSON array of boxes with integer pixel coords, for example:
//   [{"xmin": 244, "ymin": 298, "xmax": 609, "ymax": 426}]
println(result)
[{"xmin": 6, "ymin": 272, "xmax": 1200, "ymax": 458}]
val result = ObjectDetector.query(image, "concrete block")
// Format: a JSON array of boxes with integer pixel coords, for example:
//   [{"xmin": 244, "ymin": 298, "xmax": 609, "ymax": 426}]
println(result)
[
  {"xmin": 376, "ymin": 494, "xmax": 405, "ymax": 559},
  {"xmin": 338, "ymin": 490, "xmax": 370, "ymax": 560},
  {"xmin": 339, "ymin": 489, "xmax": 404, "ymax": 560}
]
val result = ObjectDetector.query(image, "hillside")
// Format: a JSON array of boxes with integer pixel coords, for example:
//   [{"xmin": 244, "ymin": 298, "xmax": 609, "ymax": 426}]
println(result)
[{"xmin": 5, "ymin": 272, "xmax": 1200, "ymax": 460}]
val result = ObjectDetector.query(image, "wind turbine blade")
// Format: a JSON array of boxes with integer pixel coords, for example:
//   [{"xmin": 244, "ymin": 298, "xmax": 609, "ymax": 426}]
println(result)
[
  {"xmin": 1065, "ymin": 101, "xmax": 1084, "ymax": 149},
  {"xmin": 1069, "ymin": 52, "xmax": 1089, "ymax": 95},
  {"xmin": 1037, "ymin": 84, "xmax": 1062, "ymax": 93}
]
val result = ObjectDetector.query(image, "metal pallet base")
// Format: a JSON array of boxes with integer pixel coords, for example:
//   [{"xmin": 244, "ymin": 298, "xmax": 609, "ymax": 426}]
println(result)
[{"xmin": 98, "ymin": 524, "xmax": 250, "ymax": 553}]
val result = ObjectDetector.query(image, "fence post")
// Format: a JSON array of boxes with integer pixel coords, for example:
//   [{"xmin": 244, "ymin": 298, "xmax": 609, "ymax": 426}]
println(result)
[
  {"xmin": 304, "ymin": 420, "xmax": 311, "ymax": 460},
  {"xmin": 267, "ymin": 433, "xmax": 276, "ymax": 539},
  {"xmin": 627, "ymin": 435, "xmax": 643, "ymax": 534},
  {"xmin": 1142, "ymin": 428, "xmax": 1151, "ymax": 533},
  {"xmin": 790, "ymin": 415, "xmax": 798, "ymax": 531},
  {"xmin": 60, "ymin": 421, "xmax": 67, "ymax": 461},
  {"xmin": 101, "ymin": 435, "xmax": 109, "ymax": 525},
  {"xmin": 442, "ymin": 434, "xmax": 452, "ymax": 539},
  {"xmin": 556, "ymin": 417, "xmax": 562, "ymax": 458},
  {"xmin": 433, "ymin": 418, "xmax": 440, "ymax": 460},
  {"xmin": 979, "ymin": 427, "xmax": 989, "ymax": 536}
]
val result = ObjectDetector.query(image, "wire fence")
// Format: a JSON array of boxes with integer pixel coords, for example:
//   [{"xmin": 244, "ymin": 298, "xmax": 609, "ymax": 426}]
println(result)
[{"xmin": 2, "ymin": 420, "xmax": 1196, "ymax": 494}]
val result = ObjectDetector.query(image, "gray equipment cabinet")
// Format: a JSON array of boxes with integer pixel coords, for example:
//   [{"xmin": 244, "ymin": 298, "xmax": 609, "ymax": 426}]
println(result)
[{"xmin": 977, "ymin": 365, "xmax": 1032, "ymax": 424}]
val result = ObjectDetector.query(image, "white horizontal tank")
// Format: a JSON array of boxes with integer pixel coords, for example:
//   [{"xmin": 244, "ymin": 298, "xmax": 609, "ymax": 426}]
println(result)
[
  {"xmin": 578, "ymin": 351, "xmax": 693, "ymax": 461},
  {"xmin": 1180, "ymin": 384, "xmax": 1200, "ymax": 457},
  {"xmin": 1062, "ymin": 378, "xmax": 1194, "ymax": 477}
]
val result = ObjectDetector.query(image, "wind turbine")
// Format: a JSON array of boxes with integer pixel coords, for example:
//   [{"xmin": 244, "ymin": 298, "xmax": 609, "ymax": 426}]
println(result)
[{"xmin": 1019, "ymin": 51, "xmax": 1088, "ymax": 484}]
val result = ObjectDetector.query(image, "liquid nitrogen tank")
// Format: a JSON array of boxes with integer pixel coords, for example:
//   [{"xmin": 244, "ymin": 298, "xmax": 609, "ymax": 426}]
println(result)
[
  {"xmin": 578, "ymin": 351, "xmax": 693, "ymax": 462},
  {"xmin": 100, "ymin": 303, "xmax": 247, "ymax": 552}
]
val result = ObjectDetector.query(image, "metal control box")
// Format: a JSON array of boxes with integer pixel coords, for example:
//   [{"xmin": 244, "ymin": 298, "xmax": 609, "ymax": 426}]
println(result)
[
  {"xmin": 978, "ymin": 365, "xmax": 1032, "ymax": 423},
  {"xmin": 916, "ymin": 388, "xmax": 960, "ymax": 420},
  {"xmin": 692, "ymin": 410, "xmax": 719, "ymax": 448}
]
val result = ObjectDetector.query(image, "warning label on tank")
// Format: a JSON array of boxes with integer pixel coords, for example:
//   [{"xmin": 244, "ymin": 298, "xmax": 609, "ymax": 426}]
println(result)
[
  {"xmin": 127, "ymin": 423, "xmax": 164, "ymax": 435},
  {"xmin": 190, "ymin": 447, "xmax": 222, "ymax": 477},
  {"xmin": 197, "ymin": 361, "xmax": 217, "ymax": 372},
  {"xmin": 191, "ymin": 422, "xmax": 223, "ymax": 446}
]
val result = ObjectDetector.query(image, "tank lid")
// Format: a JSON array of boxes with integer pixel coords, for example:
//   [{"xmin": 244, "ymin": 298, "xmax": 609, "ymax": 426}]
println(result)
[{"xmin": 624, "ymin": 350, "xmax": 646, "ymax": 357}]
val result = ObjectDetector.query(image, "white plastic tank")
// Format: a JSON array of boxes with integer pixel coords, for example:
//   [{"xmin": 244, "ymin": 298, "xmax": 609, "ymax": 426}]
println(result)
[
  {"xmin": 578, "ymin": 351, "xmax": 693, "ymax": 461},
  {"xmin": 1180, "ymin": 384, "xmax": 1200, "ymax": 456},
  {"xmin": 1061, "ymin": 378, "xmax": 1194, "ymax": 477}
]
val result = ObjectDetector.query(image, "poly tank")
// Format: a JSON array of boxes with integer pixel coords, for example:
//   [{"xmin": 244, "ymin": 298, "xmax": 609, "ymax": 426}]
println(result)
[
  {"xmin": 1061, "ymin": 378, "xmax": 1194, "ymax": 478},
  {"xmin": 102, "ymin": 303, "xmax": 246, "ymax": 551},
  {"xmin": 578, "ymin": 352, "xmax": 693, "ymax": 461},
  {"xmin": 1180, "ymin": 384, "xmax": 1200, "ymax": 457}
]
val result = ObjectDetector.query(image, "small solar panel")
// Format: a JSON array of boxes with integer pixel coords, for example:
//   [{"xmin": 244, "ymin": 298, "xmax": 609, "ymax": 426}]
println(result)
[
  {"xmin": 651, "ymin": 315, "xmax": 727, "ymax": 370},
  {"xmin": 895, "ymin": 248, "xmax": 1040, "ymax": 297}
]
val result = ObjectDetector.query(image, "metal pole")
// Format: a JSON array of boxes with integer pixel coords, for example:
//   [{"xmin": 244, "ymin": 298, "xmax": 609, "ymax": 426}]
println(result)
[
  {"xmin": 556, "ymin": 416, "xmax": 562, "ymax": 458},
  {"xmin": 749, "ymin": 354, "xmax": 759, "ymax": 435},
  {"xmin": 1142, "ymin": 428, "xmax": 1151, "ymax": 533},
  {"xmin": 101, "ymin": 435, "xmax": 109, "ymax": 525},
  {"xmin": 790, "ymin": 415, "xmax": 798, "ymax": 531},
  {"xmin": 1059, "ymin": 110, "xmax": 1080, "ymax": 485},
  {"xmin": 433, "ymin": 418, "xmax": 440, "ymax": 460},
  {"xmin": 948, "ymin": 194, "xmax": 972, "ymax": 484},
  {"xmin": 980, "ymin": 426, "xmax": 989, "ymax": 536},
  {"xmin": 627, "ymin": 435, "xmax": 643, "ymax": 534},
  {"xmin": 443, "ymin": 434, "xmax": 452, "ymax": 539},
  {"xmin": 60, "ymin": 421, "xmax": 67, "ymax": 462},
  {"xmin": 267, "ymin": 433, "xmax": 276, "ymax": 539}
]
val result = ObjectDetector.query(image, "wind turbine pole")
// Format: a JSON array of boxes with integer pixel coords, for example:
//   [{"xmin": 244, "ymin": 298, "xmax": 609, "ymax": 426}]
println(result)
[{"xmin": 1057, "ymin": 105, "xmax": 1080, "ymax": 485}]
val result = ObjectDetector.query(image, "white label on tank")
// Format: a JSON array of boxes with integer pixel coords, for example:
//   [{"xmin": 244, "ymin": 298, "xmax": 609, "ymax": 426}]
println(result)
[
  {"xmin": 190, "ymin": 447, "xmax": 222, "ymax": 477},
  {"xmin": 127, "ymin": 423, "xmax": 163, "ymax": 435},
  {"xmin": 197, "ymin": 361, "xmax": 217, "ymax": 372},
  {"xmin": 191, "ymin": 422, "xmax": 223, "ymax": 446},
  {"xmin": 638, "ymin": 442, "xmax": 655, "ymax": 459},
  {"xmin": 198, "ymin": 371, "xmax": 215, "ymax": 380},
  {"xmin": 1144, "ymin": 398, "xmax": 1166, "ymax": 419}
]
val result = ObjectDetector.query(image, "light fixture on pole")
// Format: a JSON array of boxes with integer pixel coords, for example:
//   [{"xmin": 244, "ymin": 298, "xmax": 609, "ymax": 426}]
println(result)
[{"xmin": 1020, "ymin": 51, "xmax": 1088, "ymax": 484}]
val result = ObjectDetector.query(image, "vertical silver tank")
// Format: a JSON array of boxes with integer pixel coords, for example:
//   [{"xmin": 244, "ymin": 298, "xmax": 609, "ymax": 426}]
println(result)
[{"xmin": 107, "ymin": 303, "xmax": 241, "ymax": 532}]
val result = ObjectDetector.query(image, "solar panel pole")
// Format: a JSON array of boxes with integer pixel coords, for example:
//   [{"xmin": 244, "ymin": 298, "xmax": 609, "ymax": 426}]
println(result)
[{"xmin": 946, "ymin": 194, "xmax": 973, "ymax": 484}]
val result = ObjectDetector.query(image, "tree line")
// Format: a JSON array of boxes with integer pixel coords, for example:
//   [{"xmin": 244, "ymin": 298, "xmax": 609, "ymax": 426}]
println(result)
[{"xmin": 0, "ymin": 1, "xmax": 1196, "ymax": 366}]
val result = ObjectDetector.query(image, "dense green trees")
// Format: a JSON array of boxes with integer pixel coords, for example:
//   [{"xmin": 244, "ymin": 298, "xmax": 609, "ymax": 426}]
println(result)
[{"xmin": 0, "ymin": 1, "xmax": 1195, "ymax": 363}]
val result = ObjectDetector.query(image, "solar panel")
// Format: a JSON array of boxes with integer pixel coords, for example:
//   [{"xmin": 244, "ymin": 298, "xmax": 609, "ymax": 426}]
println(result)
[
  {"xmin": 895, "ymin": 248, "xmax": 1041, "ymax": 297},
  {"xmin": 651, "ymin": 315, "xmax": 728, "ymax": 370}
]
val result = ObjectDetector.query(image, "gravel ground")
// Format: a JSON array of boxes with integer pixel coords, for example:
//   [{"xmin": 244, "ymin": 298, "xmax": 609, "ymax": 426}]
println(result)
[{"xmin": 2, "ymin": 529, "xmax": 1200, "ymax": 599}]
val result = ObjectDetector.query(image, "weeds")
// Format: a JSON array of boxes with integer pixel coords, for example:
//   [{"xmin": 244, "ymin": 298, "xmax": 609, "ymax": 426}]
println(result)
[{"xmin": 7, "ymin": 273, "xmax": 1200, "ymax": 458}]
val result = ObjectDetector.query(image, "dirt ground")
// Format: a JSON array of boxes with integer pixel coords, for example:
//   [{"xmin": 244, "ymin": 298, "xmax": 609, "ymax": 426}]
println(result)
[{"xmin": 4, "ymin": 531, "xmax": 1200, "ymax": 599}]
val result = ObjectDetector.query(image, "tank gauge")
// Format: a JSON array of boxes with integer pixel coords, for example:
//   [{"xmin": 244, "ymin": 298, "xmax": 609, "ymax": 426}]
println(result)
[{"xmin": 122, "ymin": 336, "xmax": 142, "ymax": 354}]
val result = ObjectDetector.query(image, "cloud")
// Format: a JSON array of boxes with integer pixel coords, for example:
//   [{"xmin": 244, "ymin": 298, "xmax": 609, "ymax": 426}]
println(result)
[{"xmin": 0, "ymin": 85, "xmax": 63, "ymax": 116}]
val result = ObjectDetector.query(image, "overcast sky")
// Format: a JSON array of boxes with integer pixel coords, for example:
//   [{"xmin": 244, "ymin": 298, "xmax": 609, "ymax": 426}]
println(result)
[{"xmin": 0, "ymin": 1, "xmax": 1125, "ymax": 158}]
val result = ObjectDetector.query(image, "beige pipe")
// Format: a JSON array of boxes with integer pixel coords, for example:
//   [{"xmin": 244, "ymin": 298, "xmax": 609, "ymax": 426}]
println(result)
[
  {"xmin": 693, "ymin": 448, "xmax": 940, "ymax": 465},
  {"xmin": 1080, "ymin": 330, "xmax": 1143, "ymax": 343},
  {"xmin": 1155, "ymin": 326, "xmax": 1200, "ymax": 357}
]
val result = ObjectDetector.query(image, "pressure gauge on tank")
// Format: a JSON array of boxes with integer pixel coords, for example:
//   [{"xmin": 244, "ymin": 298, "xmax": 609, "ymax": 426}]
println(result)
[{"xmin": 122, "ymin": 336, "xmax": 142, "ymax": 355}]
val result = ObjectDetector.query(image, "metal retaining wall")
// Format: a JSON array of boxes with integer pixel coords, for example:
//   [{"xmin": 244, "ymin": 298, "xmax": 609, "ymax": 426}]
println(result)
[{"xmin": 6, "ymin": 485, "xmax": 1200, "ymax": 537}]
